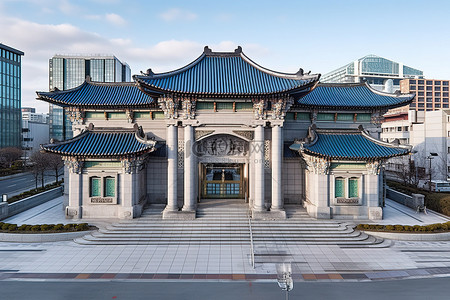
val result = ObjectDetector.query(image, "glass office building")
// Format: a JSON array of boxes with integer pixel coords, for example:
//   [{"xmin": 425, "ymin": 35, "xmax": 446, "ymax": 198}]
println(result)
[
  {"xmin": 321, "ymin": 55, "xmax": 423, "ymax": 93},
  {"xmin": 48, "ymin": 55, "xmax": 131, "ymax": 141},
  {"xmin": 0, "ymin": 43, "xmax": 24, "ymax": 148}
]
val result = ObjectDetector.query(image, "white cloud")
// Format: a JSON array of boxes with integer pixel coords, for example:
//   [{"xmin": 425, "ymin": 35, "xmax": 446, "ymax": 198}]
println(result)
[
  {"xmin": 0, "ymin": 15, "xmax": 268, "ymax": 112},
  {"xmin": 105, "ymin": 13, "xmax": 126, "ymax": 26},
  {"xmin": 58, "ymin": 0, "xmax": 80, "ymax": 14},
  {"xmin": 159, "ymin": 8, "xmax": 197, "ymax": 22}
]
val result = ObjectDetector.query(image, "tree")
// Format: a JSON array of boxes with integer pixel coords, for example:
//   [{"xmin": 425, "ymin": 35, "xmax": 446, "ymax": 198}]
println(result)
[
  {"xmin": 29, "ymin": 151, "xmax": 49, "ymax": 189},
  {"xmin": 0, "ymin": 147, "xmax": 23, "ymax": 169},
  {"xmin": 46, "ymin": 153, "xmax": 64, "ymax": 183}
]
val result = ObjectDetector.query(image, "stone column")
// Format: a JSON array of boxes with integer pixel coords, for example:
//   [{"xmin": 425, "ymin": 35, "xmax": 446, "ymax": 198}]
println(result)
[
  {"xmin": 183, "ymin": 124, "xmax": 195, "ymax": 211},
  {"xmin": 253, "ymin": 125, "xmax": 265, "ymax": 211},
  {"xmin": 271, "ymin": 124, "xmax": 283, "ymax": 211},
  {"xmin": 165, "ymin": 124, "xmax": 178, "ymax": 211}
]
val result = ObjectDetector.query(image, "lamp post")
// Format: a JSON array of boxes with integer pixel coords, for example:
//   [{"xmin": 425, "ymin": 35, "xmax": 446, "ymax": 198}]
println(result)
[{"xmin": 427, "ymin": 152, "xmax": 439, "ymax": 191}]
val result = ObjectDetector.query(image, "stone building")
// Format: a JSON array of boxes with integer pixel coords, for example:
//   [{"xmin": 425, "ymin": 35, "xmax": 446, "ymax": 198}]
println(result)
[{"xmin": 37, "ymin": 47, "xmax": 412, "ymax": 220}]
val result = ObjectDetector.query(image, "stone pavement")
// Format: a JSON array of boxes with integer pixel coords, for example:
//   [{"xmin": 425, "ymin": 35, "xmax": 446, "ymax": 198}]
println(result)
[{"xmin": 0, "ymin": 197, "xmax": 450, "ymax": 282}]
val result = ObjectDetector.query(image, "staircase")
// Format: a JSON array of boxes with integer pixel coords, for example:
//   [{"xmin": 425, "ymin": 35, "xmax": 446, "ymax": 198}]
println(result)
[{"xmin": 74, "ymin": 200, "xmax": 390, "ymax": 248}]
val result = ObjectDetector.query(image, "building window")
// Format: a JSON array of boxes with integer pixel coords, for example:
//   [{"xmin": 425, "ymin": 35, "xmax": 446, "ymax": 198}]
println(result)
[
  {"xmin": 409, "ymin": 80, "xmax": 416, "ymax": 84},
  {"xmin": 444, "ymin": 92, "xmax": 449, "ymax": 97},
  {"xmin": 426, "ymin": 86, "xmax": 432, "ymax": 90},
  {"xmin": 336, "ymin": 113, "xmax": 353, "ymax": 122},
  {"xmin": 426, "ymin": 103, "xmax": 433, "ymax": 108},
  {"xmin": 427, "ymin": 80, "xmax": 433, "ymax": 85},
  {"xmin": 418, "ymin": 86, "xmax": 424, "ymax": 90},
  {"xmin": 447, "ymin": 147, "xmax": 450, "ymax": 154},
  {"xmin": 444, "ymin": 87, "xmax": 449, "ymax": 91},
  {"xmin": 90, "ymin": 177, "xmax": 101, "ymax": 197},
  {"xmin": 235, "ymin": 102, "xmax": 253, "ymax": 111},
  {"xmin": 435, "ymin": 81, "xmax": 441, "ymax": 85},
  {"xmin": 444, "ymin": 104, "xmax": 449, "ymax": 108},
  {"xmin": 426, "ymin": 92, "xmax": 432, "ymax": 97},
  {"xmin": 418, "ymin": 80, "xmax": 424, "ymax": 84},
  {"xmin": 436, "ymin": 98, "xmax": 441, "ymax": 102},
  {"xmin": 443, "ymin": 81, "xmax": 449, "ymax": 86},
  {"xmin": 104, "ymin": 177, "xmax": 115, "ymax": 197},
  {"xmin": 335, "ymin": 177, "xmax": 345, "ymax": 198},
  {"xmin": 317, "ymin": 113, "xmax": 335, "ymax": 121},
  {"xmin": 410, "ymin": 85, "xmax": 416, "ymax": 90},
  {"xmin": 418, "ymin": 92, "xmax": 424, "ymax": 96},
  {"xmin": 435, "ymin": 86, "xmax": 441, "ymax": 91},
  {"xmin": 436, "ymin": 104, "xmax": 441, "ymax": 108},
  {"xmin": 435, "ymin": 92, "xmax": 441, "ymax": 97},
  {"xmin": 348, "ymin": 177, "xmax": 359, "ymax": 198},
  {"xmin": 426, "ymin": 98, "xmax": 433, "ymax": 102}
]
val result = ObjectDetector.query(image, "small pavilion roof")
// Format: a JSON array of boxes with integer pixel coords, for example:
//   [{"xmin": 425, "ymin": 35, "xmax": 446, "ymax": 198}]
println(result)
[
  {"xmin": 36, "ymin": 79, "xmax": 154, "ymax": 108},
  {"xmin": 41, "ymin": 127, "xmax": 156, "ymax": 158},
  {"xmin": 296, "ymin": 82, "xmax": 414, "ymax": 110},
  {"xmin": 134, "ymin": 46, "xmax": 320, "ymax": 98},
  {"xmin": 290, "ymin": 128, "xmax": 409, "ymax": 160}
]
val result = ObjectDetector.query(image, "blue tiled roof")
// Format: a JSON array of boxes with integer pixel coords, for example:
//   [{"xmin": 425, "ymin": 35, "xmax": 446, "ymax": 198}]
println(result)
[
  {"xmin": 134, "ymin": 47, "xmax": 319, "ymax": 96},
  {"xmin": 297, "ymin": 83, "xmax": 414, "ymax": 109},
  {"xmin": 290, "ymin": 130, "xmax": 409, "ymax": 160},
  {"xmin": 37, "ymin": 81, "xmax": 153, "ymax": 107},
  {"xmin": 42, "ymin": 130, "xmax": 156, "ymax": 157}
]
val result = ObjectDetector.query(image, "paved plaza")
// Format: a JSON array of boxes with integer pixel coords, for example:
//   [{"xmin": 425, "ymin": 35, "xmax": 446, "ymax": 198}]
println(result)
[{"xmin": 1, "ymin": 197, "xmax": 450, "ymax": 282}]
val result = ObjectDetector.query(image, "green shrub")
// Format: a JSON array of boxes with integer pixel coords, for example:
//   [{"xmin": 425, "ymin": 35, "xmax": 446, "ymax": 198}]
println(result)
[
  {"xmin": 63, "ymin": 224, "xmax": 74, "ymax": 231},
  {"xmin": 18, "ymin": 224, "xmax": 28, "ymax": 231},
  {"xmin": 2, "ymin": 223, "xmax": 11, "ymax": 230},
  {"xmin": 40, "ymin": 224, "xmax": 52, "ymax": 231},
  {"xmin": 75, "ymin": 223, "xmax": 89, "ymax": 231},
  {"xmin": 30, "ymin": 225, "xmax": 41, "ymax": 232},
  {"xmin": 394, "ymin": 225, "xmax": 404, "ymax": 231},
  {"xmin": 385, "ymin": 225, "xmax": 395, "ymax": 231},
  {"xmin": 53, "ymin": 224, "xmax": 64, "ymax": 231},
  {"xmin": 403, "ymin": 225, "xmax": 413, "ymax": 232},
  {"xmin": 7, "ymin": 224, "xmax": 17, "ymax": 231}
]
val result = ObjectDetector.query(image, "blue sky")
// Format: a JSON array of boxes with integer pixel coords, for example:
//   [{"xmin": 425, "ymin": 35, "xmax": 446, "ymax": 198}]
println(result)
[{"xmin": 1, "ymin": 0, "xmax": 449, "ymax": 112}]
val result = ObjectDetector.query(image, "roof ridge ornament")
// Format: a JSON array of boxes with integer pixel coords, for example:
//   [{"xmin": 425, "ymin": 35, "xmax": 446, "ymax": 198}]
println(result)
[
  {"xmin": 234, "ymin": 46, "xmax": 242, "ymax": 54},
  {"xmin": 204, "ymin": 46, "xmax": 212, "ymax": 54}
]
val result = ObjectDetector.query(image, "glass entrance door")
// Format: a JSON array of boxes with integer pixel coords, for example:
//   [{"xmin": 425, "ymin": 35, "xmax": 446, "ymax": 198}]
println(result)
[{"xmin": 201, "ymin": 164, "xmax": 244, "ymax": 198}]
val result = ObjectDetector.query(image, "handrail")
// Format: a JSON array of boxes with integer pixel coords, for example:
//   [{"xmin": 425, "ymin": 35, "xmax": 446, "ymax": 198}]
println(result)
[{"xmin": 248, "ymin": 209, "xmax": 255, "ymax": 269}]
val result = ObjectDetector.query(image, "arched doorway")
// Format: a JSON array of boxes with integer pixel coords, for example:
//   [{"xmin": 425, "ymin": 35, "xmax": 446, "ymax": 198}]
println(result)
[{"xmin": 194, "ymin": 134, "xmax": 249, "ymax": 201}]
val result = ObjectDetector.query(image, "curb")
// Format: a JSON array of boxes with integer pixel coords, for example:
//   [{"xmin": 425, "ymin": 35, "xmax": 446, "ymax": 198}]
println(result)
[
  {"xmin": 0, "ymin": 230, "xmax": 92, "ymax": 243},
  {"xmin": 363, "ymin": 230, "xmax": 450, "ymax": 241}
]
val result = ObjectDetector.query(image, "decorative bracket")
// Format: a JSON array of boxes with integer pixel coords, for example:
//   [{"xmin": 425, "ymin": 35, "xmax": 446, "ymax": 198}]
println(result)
[
  {"xmin": 158, "ymin": 95, "xmax": 179, "ymax": 119},
  {"xmin": 181, "ymin": 98, "xmax": 196, "ymax": 119},
  {"xmin": 64, "ymin": 157, "xmax": 83, "ymax": 174}
]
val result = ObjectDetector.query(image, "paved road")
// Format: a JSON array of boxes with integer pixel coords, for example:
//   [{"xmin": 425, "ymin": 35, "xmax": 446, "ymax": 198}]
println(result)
[
  {"xmin": 0, "ymin": 278, "xmax": 448, "ymax": 300},
  {"xmin": 0, "ymin": 170, "xmax": 61, "ymax": 198}
]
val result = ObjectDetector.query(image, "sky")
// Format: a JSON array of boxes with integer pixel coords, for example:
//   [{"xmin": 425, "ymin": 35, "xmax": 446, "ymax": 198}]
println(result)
[{"xmin": 1, "ymin": 0, "xmax": 450, "ymax": 113}]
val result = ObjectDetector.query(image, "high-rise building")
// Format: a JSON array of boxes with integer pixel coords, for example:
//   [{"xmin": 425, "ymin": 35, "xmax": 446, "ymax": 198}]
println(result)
[
  {"xmin": 321, "ymin": 54, "xmax": 423, "ymax": 93},
  {"xmin": 22, "ymin": 107, "xmax": 48, "ymax": 123},
  {"xmin": 400, "ymin": 78, "xmax": 450, "ymax": 111},
  {"xmin": 0, "ymin": 43, "xmax": 24, "ymax": 148},
  {"xmin": 48, "ymin": 55, "xmax": 131, "ymax": 141}
]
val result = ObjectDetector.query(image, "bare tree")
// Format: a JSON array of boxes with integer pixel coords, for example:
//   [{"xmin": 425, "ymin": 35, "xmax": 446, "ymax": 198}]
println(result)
[
  {"xmin": 46, "ymin": 153, "xmax": 64, "ymax": 183},
  {"xmin": 0, "ymin": 147, "xmax": 23, "ymax": 169},
  {"xmin": 29, "ymin": 151, "xmax": 50, "ymax": 189}
]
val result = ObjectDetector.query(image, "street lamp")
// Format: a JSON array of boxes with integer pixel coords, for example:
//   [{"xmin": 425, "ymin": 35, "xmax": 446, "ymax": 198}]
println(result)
[
  {"xmin": 277, "ymin": 263, "xmax": 293, "ymax": 300},
  {"xmin": 427, "ymin": 152, "xmax": 439, "ymax": 191}
]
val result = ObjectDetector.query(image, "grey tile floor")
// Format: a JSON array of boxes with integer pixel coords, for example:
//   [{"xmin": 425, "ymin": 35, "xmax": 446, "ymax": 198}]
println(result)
[{"xmin": 0, "ymin": 197, "xmax": 449, "ymax": 275}]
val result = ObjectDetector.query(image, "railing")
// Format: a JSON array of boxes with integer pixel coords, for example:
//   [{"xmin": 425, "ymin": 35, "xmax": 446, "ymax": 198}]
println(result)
[{"xmin": 247, "ymin": 209, "xmax": 255, "ymax": 269}]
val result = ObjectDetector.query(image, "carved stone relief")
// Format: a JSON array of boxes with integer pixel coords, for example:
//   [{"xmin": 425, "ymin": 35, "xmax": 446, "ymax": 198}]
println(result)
[
  {"xmin": 181, "ymin": 98, "xmax": 196, "ymax": 119},
  {"xmin": 366, "ymin": 161, "xmax": 381, "ymax": 175},
  {"xmin": 64, "ymin": 157, "xmax": 83, "ymax": 174},
  {"xmin": 194, "ymin": 134, "xmax": 248, "ymax": 157},
  {"xmin": 158, "ymin": 96, "xmax": 179, "ymax": 119},
  {"xmin": 232, "ymin": 130, "xmax": 254, "ymax": 141},
  {"xmin": 304, "ymin": 155, "xmax": 330, "ymax": 175}
]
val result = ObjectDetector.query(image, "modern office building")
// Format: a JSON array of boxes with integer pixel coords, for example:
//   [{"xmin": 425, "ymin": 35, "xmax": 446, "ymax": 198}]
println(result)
[
  {"xmin": 22, "ymin": 107, "xmax": 48, "ymax": 123},
  {"xmin": 38, "ymin": 46, "xmax": 412, "ymax": 221},
  {"xmin": 321, "ymin": 55, "xmax": 423, "ymax": 93},
  {"xmin": 400, "ymin": 78, "xmax": 450, "ymax": 111},
  {"xmin": 48, "ymin": 55, "xmax": 131, "ymax": 141},
  {"xmin": 0, "ymin": 43, "xmax": 24, "ymax": 148},
  {"xmin": 381, "ymin": 109, "xmax": 450, "ymax": 183}
]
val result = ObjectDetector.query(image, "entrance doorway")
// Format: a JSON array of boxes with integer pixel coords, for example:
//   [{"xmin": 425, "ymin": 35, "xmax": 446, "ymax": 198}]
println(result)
[{"xmin": 200, "ymin": 163, "xmax": 246, "ymax": 199}]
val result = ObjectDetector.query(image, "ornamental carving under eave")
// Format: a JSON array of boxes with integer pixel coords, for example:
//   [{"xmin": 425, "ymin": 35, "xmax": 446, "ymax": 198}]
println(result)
[
  {"xmin": 366, "ymin": 161, "xmax": 381, "ymax": 175},
  {"xmin": 126, "ymin": 110, "xmax": 134, "ymax": 123},
  {"xmin": 271, "ymin": 97, "xmax": 294, "ymax": 120},
  {"xmin": 121, "ymin": 159, "xmax": 135, "ymax": 174},
  {"xmin": 158, "ymin": 96, "xmax": 178, "ymax": 119},
  {"xmin": 64, "ymin": 157, "xmax": 83, "ymax": 174},
  {"xmin": 304, "ymin": 155, "xmax": 330, "ymax": 175},
  {"xmin": 253, "ymin": 99, "xmax": 267, "ymax": 120},
  {"xmin": 68, "ymin": 109, "xmax": 84, "ymax": 125},
  {"xmin": 182, "ymin": 98, "xmax": 196, "ymax": 119}
]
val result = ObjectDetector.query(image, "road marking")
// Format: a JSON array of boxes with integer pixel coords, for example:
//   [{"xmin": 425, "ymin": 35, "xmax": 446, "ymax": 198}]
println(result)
[{"xmin": 7, "ymin": 184, "xmax": 17, "ymax": 187}]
